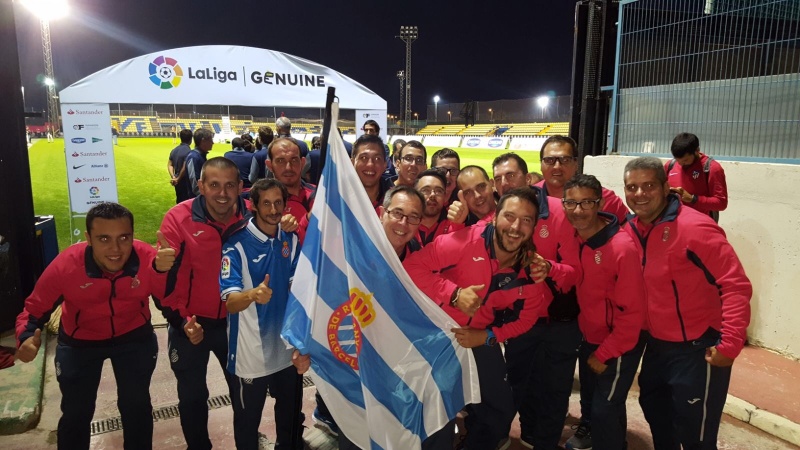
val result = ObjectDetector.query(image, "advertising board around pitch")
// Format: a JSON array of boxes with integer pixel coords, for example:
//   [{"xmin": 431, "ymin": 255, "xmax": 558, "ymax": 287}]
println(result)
[{"xmin": 61, "ymin": 103, "xmax": 118, "ymax": 242}]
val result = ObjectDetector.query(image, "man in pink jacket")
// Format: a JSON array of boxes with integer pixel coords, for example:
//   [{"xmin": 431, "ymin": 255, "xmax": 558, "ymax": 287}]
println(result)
[
  {"xmin": 562, "ymin": 174, "xmax": 645, "ymax": 450},
  {"xmin": 623, "ymin": 157, "xmax": 751, "ymax": 449}
]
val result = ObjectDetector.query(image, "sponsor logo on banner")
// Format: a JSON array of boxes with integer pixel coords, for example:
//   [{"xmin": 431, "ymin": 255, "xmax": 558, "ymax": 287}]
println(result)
[
  {"xmin": 67, "ymin": 109, "xmax": 104, "ymax": 116},
  {"xmin": 73, "ymin": 124, "xmax": 100, "ymax": 130},
  {"xmin": 72, "ymin": 164, "xmax": 86, "ymax": 170},
  {"xmin": 488, "ymin": 138, "xmax": 503, "ymax": 148},
  {"xmin": 74, "ymin": 176, "xmax": 111, "ymax": 184},
  {"xmin": 466, "ymin": 138, "xmax": 480, "ymax": 147},
  {"xmin": 71, "ymin": 151, "xmax": 108, "ymax": 158},
  {"xmin": 149, "ymin": 55, "xmax": 183, "ymax": 89},
  {"xmin": 92, "ymin": 137, "xmax": 103, "ymax": 143},
  {"xmin": 71, "ymin": 138, "xmax": 86, "ymax": 144},
  {"xmin": 89, "ymin": 186, "xmax": 101, "ymax": 198}
]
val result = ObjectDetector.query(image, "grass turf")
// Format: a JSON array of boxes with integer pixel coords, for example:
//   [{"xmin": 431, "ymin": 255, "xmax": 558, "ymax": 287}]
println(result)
[{"xmin": 29, "ymin": 137, "xmax": 541, "ymax": 250}]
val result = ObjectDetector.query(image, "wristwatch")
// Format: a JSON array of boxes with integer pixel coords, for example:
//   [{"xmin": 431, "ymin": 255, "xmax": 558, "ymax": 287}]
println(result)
[{"xmin": 485, "ymin": 329, "xmax": 497, "ymax": 346}]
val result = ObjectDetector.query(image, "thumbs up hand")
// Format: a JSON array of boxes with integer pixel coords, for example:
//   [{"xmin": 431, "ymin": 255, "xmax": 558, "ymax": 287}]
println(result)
[
  {"xmin": 155, "ymin": 230, "xmax": 177, "ymax": 272},
  {"xmin": 17, "ymin": 329, "xmax": 42, "ymax": 363},
  {"xmin": 250, "ymin": 274, "xmax": 272, "ymax": 305},
  {"xmin": 454, "ymin": 284, "xmax": 485, "ymax": 317},
  {"xmin": 447, "ymin": 191, "xmax": 469, "ymax": 224},
  {"xmin": 183, "ymin": 315, "xmax": 204, "ymax": 345}
]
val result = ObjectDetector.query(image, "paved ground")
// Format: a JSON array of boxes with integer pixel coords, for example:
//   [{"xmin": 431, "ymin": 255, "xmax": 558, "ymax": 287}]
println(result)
[{"xmin": 0, "ymin": 324, "xmax": 796, "ymax": 449}]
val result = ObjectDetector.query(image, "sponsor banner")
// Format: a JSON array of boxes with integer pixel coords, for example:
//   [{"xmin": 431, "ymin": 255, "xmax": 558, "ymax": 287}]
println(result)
[
  {"xmin": 59, "ymin": 46, "xmax": 386, "ymax": 110},
  {"xmin": 509, "ymin": 137, "xmax": 548, "ymax": 152},
  {"xmin": 460, "ymin": 136, "xmax": 509, "ymax": 150},
  {"xmin": 421, "ymin": 136, "xmax": 462, "ymax": 148},
  {"xmin": 62, "ymin": 103, "xmax": 118, "ymax": 239},
  {"xmin": 355, "ymin": 110, "xmax": 388, "ymax": 142}
]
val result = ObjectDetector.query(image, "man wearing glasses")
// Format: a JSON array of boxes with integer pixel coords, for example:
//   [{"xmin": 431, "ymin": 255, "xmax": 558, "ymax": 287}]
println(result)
[
  {"xmin": 265, "ymin": 138, "xmax": 314, "ymax": 243},
  {"xmin": 562, "ymin": 174, "xmax": 645, "ymax": 450},
  {"xmin": 413, "ymin": 169, "xmax": 464, "ymax": 247},
  {"xmin": 394, "ymin": 140, "xmax": 427, "ymax": 188},
  {"xmin": 430, "ymin": 148, "xmax": 461, "ymax": 206},
  {"xmin": 536, "ymin": 135, "xmax": 629, "ymax": 223}
]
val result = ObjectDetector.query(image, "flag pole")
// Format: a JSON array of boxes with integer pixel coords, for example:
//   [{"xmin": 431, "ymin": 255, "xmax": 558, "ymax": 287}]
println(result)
[{"xmin": 318, "ymin": 87, "xmax": 337, "ymax": 174}]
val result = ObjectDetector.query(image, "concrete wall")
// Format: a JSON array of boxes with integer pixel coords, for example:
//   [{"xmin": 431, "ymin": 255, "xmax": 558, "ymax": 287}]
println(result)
[{"xmin": 584, "ymin": 155, "xmax": 800, "ymax": 360}]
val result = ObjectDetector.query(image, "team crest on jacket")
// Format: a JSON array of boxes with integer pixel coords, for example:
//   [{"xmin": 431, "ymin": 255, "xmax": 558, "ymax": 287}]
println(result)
[
  {"xmin": 282, "ymin": 241, "xmax": 290, "ymax": 258},
  {"xmin": 692, "ymin": 170, "xmax": 700, "ymax": 179},
  {"xmin": 594, "ymin": 251, "xmax": 602, "ymax": 264},
  {"xmin": 539, "ymin": 225, "xmax": 550, "ymax": 238},
  {"xmin": 327, "ymin": 288, "xmax": 377, "ymax": 370},
  {"xmin": 662, "ymin": 226, "xmax": 671, "ymax": 242},
  {"xmin": 130, "ymin": 276, "xmax": 141, "ymax": 289}
]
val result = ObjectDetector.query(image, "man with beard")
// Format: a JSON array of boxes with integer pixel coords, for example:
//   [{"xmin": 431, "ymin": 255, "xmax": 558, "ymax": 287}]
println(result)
[
  {"xmin": 414, "ymin": 169, "xmax": 464, "ymax": 246},
  {"xmin": 394, "ymin": 140, "xmax": 427, "ymax": 188},
  {"xmin": 220, "ymin": 179, "xmax": 305, "ymax": 450},
  {"xmin": 490, "ymin": 152, "xmax": 582, "ymax": 450},
  {"xmin": 265, "ymin": 138, "xmax": 315, "ymax": 243},
  {"xmin": 447, "ymin": 165, "xmax": 497, "ymax": 226},
  {"xmin": 404, "ymin": 187, "xmax": 549, "ymax": 450}
]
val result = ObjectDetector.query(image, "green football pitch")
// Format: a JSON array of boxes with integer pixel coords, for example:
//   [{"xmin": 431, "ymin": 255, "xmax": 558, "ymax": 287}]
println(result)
[{"xmin": 28, "ymin": 137, "xmax": 541, "ymax": 250}]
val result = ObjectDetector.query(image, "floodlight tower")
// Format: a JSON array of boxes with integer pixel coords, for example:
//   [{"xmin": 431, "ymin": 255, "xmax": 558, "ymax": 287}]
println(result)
[
  {"xmin": 397, "ymin": 70, "xmax": 405, "ymax": 127},
  {"xmin": 398, "ymin": 26, "xmax": 418, "ymax": 135},
  {"xmin": 22, "ymin": 0, "xmax": 69, "ymax": 134}
]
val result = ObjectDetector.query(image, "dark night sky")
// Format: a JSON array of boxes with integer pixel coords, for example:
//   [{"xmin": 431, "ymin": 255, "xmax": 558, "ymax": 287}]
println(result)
[{"xmin": 14, "ymin": 0, "xmax": 578, "ymax": 118}]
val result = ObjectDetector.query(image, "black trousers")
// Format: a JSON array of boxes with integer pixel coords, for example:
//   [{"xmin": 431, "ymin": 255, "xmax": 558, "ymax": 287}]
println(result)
[
  {"xmin": 55, "ymin": 332, "xmax": 158, "ymax": 450},
  {"xmin": 505, "ymin": 319, "xmax": 582, "ymax": 448},
  {"xmin": 578, "ymin": 333, "xmax": 646, "ymax": 450},
  {"xmin": 167, "ymin": 323, "xmax": 231, "ymax": 450},
  {"xmin": 639, "ymin": 332, "xmax": 732, "ymax": 450},
  {"xmin": 230, "ymin": 365, "xmax": 304, "ymax": 450}
]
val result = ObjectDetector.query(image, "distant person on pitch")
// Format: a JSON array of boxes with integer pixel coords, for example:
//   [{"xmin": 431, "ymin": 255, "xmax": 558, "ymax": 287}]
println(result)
[{"xmin": 168, "ymin": 128, "xmax": 194, "ymax": 203}]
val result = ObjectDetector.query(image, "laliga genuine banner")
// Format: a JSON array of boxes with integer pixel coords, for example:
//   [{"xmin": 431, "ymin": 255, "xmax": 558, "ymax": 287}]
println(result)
[{"xmin": 61, "ymin": 103, "xmax": 118, "ymax": 242}]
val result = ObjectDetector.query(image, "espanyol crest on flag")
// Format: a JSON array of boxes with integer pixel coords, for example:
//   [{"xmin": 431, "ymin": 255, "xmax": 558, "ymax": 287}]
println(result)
[{"xmin": 281, "ymin": 102, "xmax": 480, "ymax": 449}]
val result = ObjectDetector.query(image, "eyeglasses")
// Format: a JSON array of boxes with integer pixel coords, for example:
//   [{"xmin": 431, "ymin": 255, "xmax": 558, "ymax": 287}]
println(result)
[
  {"xmin": 541, "ymin": 156, "xmax": 577, "ymax": 166},
  {"xmin": 385, "ymin": 208, "xmax": 422, "ymax": 225},
  {"xmin": 419, "ymin": 187, "xmax": 445, "ymax": 197},
  {"xmin": 400, "ymin": 155, "xmax": 426, "ymax": 165},
  {"xmin": 435, "ymin": 167, "xmax": 460, "ymax": 176},
  {"xmin": 562, "ymin": 199, "xmax": 601, "ymax": 210}
]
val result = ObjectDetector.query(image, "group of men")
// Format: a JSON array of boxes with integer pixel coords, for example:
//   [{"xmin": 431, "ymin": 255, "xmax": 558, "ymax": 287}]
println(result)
[{"xmin": 15, "ymin": 126, "xmax": 748, "ymax": 450}]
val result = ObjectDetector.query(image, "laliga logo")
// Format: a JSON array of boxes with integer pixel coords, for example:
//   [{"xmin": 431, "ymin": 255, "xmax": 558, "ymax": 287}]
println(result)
[
  {"xmin": 327, "ymin": 288, "xmax": 377, "ymax": 370},
  {"xmin": 149, "ymin": 55, "xmax": 183, "ymax": 89}
]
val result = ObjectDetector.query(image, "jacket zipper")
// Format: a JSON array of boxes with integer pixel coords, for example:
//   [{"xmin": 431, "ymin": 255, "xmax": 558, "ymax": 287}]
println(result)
[
  {"xmin": 108, "ymin": 278, "xmax": 117, "ymax": 337},
  {"xmin": 671, "ymin": 280, "xmax": 688, "ymax": 341}
]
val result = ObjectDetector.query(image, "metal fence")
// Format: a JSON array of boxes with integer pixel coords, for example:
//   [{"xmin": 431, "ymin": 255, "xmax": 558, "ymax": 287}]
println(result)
[{"xmin": 612, "ymin": 0, "xmax": 800, "ymax": 160}]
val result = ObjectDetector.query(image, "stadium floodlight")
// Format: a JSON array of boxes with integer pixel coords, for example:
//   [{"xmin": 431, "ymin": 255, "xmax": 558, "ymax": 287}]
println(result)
[
  {"xmin": 537, "ymin": 96, "xmax": 550, "ymax": 119},
  {"xmin": 489, "ymin": 108, "xmax": 494, "ymax": 122},
  {"xmin": 397, "ymin": 26, "xmax": 418, "ymax": 134},
  {"xmin": 447, "ymin": 111, "xmax": 451, "ymax": 122},
  {"xmin": 22, "ymin": 0, "xmax": 69, "ymax": 134},
  {"xmin": 433, "ymin": 95, "xmax": 440, "ymax": 122}
]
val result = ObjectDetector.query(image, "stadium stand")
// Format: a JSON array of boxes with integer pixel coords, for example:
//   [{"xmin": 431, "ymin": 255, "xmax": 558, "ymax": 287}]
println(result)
[
  {"xmin": 433, "ymin": 124, "xmax": 465, "ymax": 135},
  {"xmin": 503, "ymin": 122, "xmax": 550, "ymax": 136},
  {"xmin": 458, "ymin": 124, "xmax": 497, "ymax": 136},
  {"xmin": 417, "ymin": 125, "xmax": 442, "ymax": 135},
  {"xmin": 541, "ymin": 122, "xmax": 570, "ymax": 135}
]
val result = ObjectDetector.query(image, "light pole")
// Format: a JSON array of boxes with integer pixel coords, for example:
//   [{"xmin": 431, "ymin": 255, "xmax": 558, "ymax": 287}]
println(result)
[
  {"xmin": 489, "ymin": 108, "xmax": 493, "ymax": 123},
  {"xmin": 397, "ymin": 26, "xmax": 418, "ymax": 135},
  {"xmin": 537, "ymin": 96, "xmax": 550, "ymax": 120},
  {"xmin": 396, "ymin": 70, "xmax": 404, "ymax": 130},
  {"xmin": 448, "ymin": 111, "xmax": 451, "ymax": 122},
  {"xmin": 433, "ymin": 95, "xmax": 440, "ymax": 122},
  {"xmin": 23, "ymin": 0, "xmax": 69, "ymax": 134}
]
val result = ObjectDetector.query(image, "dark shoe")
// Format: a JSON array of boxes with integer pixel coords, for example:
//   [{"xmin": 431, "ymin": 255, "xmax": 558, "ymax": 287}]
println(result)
[{"xmin": 564, "ymin": 422, "xmax": 592, "ymax": 450}]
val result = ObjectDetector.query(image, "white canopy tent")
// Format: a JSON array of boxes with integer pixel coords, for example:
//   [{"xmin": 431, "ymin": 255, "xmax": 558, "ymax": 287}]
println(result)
[{"xmin": 58, "ymin": 45, "xmax": 387, "ymax": 241}]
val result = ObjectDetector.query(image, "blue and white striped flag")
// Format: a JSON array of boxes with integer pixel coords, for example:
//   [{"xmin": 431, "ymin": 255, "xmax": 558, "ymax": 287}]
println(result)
[{"xmin": 281, "ymin": 104, "xmax": 480, "ymax": 449}]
